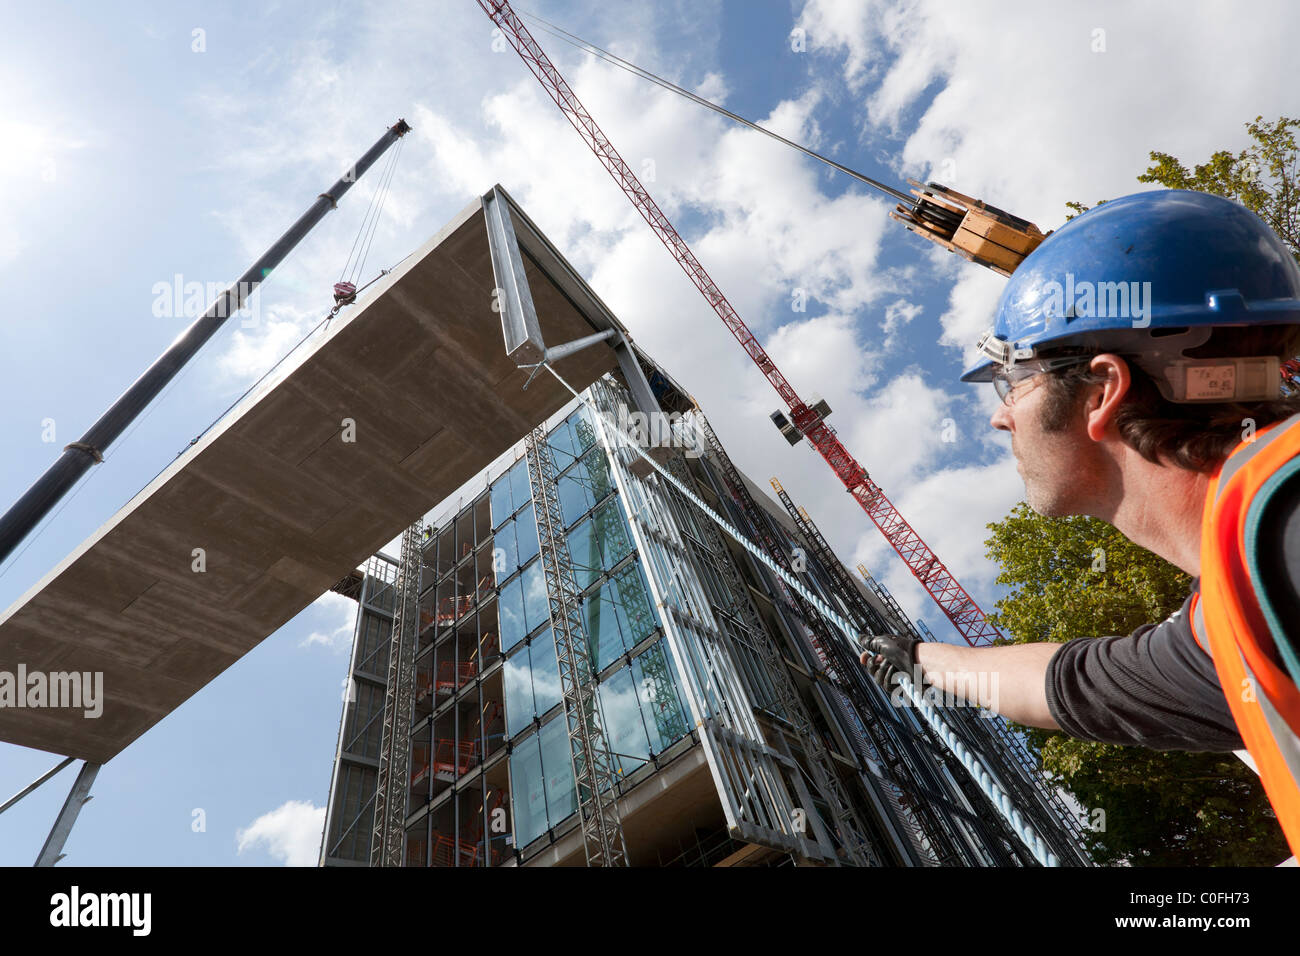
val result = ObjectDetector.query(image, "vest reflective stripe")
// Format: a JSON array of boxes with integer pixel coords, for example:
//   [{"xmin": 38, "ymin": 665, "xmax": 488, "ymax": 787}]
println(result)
[{"xmin": 1201, "ymin": 412, "xmax": 1300, "ymax": 856}]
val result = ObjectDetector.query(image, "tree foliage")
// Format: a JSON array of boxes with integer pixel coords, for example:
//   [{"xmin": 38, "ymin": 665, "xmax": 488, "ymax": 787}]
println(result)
[
  {"xmin": 984, "ymin": 117, "xmax": 1300, "ymax": 866},
  {"xmin": 1138, "ymin": 115, "xmax": 1298, "ymax": 262}
]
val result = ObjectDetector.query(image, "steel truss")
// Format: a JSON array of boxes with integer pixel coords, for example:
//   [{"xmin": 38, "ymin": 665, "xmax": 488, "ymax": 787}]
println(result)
[
  {"xmin": 658, "ymin": 451, "xmax": 879, "ymax": 866},
  {"xmin": 686, "ymin": 408, "xmax": 986, "ymax": 865},
  {"xmin": 524, "ymin": 424, "xmax": 629, "ymax": 866},
  {"xmin": 371, "ymin": 520, "xmax": 423, "ymax": 867},
  {"xmin": 769, "ymin": 486, "xmax": 1055, "ymax": 868}
]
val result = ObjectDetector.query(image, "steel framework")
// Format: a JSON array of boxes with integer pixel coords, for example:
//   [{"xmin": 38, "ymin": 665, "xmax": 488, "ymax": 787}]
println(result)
[
  {"xmin": 769, "ymin": 483, "xmax": 1060, "ymax": 862},
  {"xmin": 855, "ymin": 564, "xmax": 1092, "ymax": 862},
  {"xmin": 659, "ymin": 451, "xmax": 879, "ymax": 866},
  {"xmin": 589, "ymin": 378, "xmax": 820, "ymax": 859},
  {"xmin": 689, "ymin": 409, "xmax": 984, "ymax": 865}
]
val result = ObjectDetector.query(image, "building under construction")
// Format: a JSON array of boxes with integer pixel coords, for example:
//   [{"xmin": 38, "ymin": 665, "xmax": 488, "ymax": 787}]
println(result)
[
  {"xmin": 0, "ymin": 172, "xmax": 1088, "ymax": 866},
  {"xmin": 318, "ymin": 191, "xmax": 1093, "ymax": 869}
]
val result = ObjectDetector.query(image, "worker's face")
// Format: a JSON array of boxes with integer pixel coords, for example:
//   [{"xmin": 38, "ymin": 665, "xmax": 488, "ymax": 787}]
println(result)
[{"xmin": 990, "ymin": 373, "xmax": 1102, "ymax": 518}]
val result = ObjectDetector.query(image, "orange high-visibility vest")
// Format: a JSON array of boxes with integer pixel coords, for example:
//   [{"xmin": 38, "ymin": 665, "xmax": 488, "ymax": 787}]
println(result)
[{"xmin": 1196, "ymin": 411, "xmax": 1300, "ymax": 857}]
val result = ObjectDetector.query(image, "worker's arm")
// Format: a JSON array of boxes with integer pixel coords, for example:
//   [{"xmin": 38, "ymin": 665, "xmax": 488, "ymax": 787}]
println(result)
[
  {"xmin": 912, "ymin": 641, "xmax": 1063, "ymax": 729},
  {"xmin": 865, "ymin": 587, "xmax": 1245, "ymax": 752}
]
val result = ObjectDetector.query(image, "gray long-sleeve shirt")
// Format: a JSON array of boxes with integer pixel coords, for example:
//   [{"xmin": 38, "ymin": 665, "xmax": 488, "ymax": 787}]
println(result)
[{"xmin": 1043, "ymin": 587, "xmax": 1245, "ymax": 752}]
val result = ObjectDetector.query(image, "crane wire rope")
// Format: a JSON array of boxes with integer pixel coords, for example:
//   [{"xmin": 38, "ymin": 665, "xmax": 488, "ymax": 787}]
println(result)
[{"xmin": 515, "ymin": 7, "xmax": 918, "ymax": 206}]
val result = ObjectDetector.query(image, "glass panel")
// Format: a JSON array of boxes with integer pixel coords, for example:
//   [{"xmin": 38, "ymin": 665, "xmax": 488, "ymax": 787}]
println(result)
[
  {"xmin": 455, "ymin": 509, "xmax": 474, "ymax": 564},
  {"xmin": 521, "ymin": 560, "xmax": 549, "ymax": 634},
  {"xmin": 566, "ymin": 518, "xmax": 602, "ymax": 590},
  {"xmin": 582, "ymin": 581, "xmax": 624, "ymax": 670},
  {"xmin": 613, "ymin": 563, "xmax": 657, "ymax": 645},
  {"xmin": 490, "ymin": 476, "xmax": 513, "ymax": 529},
  {"xmin": 498, "ymin": 575, "xmax": 527, "ymax": 653},
  {"xmin": 572, "ymin": 407, "xmax": 595, "ymax": 454},
  {"xmin": 558, "ymin": 465, "xmax": 591, "ymax": 527},
  {"xmin": 599, "ymin": 665, "xmax": 650, "ymax": 777},
  {"xmin": 494, "ymin": 519, "xmax": 517, "ymax": 583},
  {"xmin": 585, "ymin": 446, "xmax": 614, "ymax": 501},
  {"xmin": 474, "ymin": 494, "xmax": 492, "ymax": 547},
  {"xmin": 548, "ymin": 416, "xmax": 577, "ymax": 467},
  {"xmin": 508, "ymin": 734, "xmax": 547, "ymax": 848},
  {"xmin": 530, "ymin": 627, "xmax": 561, "ymax": 718},
  {"xmin": 504, "ymin": 647, "xmax": 534, "ymax": 740},
  {"xmin": 509, "ymin": 458, "xmax": 532, "ymax": 513},
  {"xmin": 515, "ymin": 503, "xmax": 539, "ymax": 567},
  {"xmin": 539, "ymin": 715, "xmax": 578, "ymax": 827},
  {"xmin": 632, "ymin": 640, "xmax": 690, "ymax": 752},
  {"xmin": 594, "ymin": 499, "xmax": 631, "ymax": 565}
]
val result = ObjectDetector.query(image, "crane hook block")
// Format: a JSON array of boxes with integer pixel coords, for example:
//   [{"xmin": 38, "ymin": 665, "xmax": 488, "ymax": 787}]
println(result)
[{"xmin": 889, "ymin": 180, "xmax": 1049, "ymax": 277}]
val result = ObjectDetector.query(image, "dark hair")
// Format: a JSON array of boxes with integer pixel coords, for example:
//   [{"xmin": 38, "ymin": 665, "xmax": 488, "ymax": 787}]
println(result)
[{"xmin": 1038, "ymin": 326, "xmax": 1300, "ymax": 472}]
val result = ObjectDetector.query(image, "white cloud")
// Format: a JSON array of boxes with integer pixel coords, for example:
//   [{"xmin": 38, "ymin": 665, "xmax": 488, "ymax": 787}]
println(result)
[
  {"xmin": 235, "ymin": 800, "xmax": 326, "ymax": 866},
  {"xmin": 299, "ymin": 589, "xmax": 357, "ymax": 651},
  {"xmin": 216, "ymin": 303, "xmax": 326, "ymax": 384},
  {"xmin": 881, "ymin": 297, "xmax": 922, "ymax": 350}
]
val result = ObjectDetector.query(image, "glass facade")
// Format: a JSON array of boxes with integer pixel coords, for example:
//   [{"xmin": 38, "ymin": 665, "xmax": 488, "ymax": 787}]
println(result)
[{"xmin": 398, "ymin": 403, "xmax": 692, "ymax": 865}]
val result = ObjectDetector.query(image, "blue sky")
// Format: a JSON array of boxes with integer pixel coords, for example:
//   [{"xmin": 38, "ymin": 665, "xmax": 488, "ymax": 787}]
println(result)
[{"xmin": 1, "ymin": 0, "xmax": 1296, "ymax": 865}]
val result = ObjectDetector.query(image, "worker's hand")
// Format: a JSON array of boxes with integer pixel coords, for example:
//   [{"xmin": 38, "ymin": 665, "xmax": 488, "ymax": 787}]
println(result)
[{"xmin": 858, "ymin": 633, "xmax": 921, "ymax": 691}]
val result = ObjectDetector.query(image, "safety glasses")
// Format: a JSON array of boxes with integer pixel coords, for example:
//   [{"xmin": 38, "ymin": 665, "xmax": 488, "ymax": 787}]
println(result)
[{"xmin": 991, "ymin": 356, "xmax": 1093, "ymax": 405}]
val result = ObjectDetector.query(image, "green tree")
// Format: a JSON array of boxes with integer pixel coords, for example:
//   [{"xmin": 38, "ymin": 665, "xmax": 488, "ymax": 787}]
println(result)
[
  {"xmin": 984, "ymin": 117, "xmax": 1299, "ymax": 866},
  {"xmin": 1139, "ymin": 115, "xmax": 1298, "ymax": 261}
]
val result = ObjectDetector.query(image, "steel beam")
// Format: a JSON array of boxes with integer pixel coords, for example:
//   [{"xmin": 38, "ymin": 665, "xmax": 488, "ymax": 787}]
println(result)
[{"xmin": 34, "ymin": 760, "xmax": 100, "ymax": 867}]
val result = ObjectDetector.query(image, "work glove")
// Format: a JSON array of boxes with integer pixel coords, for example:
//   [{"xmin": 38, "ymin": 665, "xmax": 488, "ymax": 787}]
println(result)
[{"xmin": 858, "ymin": 632, "xmax": 921, "ymax": 692}]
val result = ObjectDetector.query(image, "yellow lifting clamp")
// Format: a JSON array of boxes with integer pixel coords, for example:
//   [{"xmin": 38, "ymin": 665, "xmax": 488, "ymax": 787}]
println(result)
[{"xmin": 890, "ymin": 181, "xmax": 1050, "ymax": 277}]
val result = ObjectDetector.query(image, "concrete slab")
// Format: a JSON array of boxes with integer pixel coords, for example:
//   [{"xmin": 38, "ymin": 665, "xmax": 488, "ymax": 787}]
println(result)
[{"xmin": 0, "ymin": 187, "xmax": 625, "ymax": 762}]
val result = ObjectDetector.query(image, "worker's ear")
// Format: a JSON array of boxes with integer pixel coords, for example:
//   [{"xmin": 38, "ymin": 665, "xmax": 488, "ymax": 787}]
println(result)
[{"xmin": 1083, "ymin": 354, "xmax": 1130, "ymax": 442}]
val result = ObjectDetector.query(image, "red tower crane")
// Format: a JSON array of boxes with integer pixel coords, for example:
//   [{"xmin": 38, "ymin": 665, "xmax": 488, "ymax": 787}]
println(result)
[{"xmin": 475, "ymin": 0, "xmax": 1001, "ymax": 645}]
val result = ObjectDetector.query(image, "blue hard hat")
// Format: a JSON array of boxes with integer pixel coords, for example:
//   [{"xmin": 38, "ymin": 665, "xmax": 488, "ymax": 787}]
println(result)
[{"xmin": 961, "ymin": 189, "xmax": 1300, "ymax": 386}]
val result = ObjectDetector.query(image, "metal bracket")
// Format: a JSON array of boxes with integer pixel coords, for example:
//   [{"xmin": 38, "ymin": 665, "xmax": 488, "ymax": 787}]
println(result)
[
  {"xmin": 484, "ymin": 185, "xmax": 545, "ymax": 365},
  {"xmin": 519, "ymin": 329, "xmax": 619, "ymax": 389}
]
